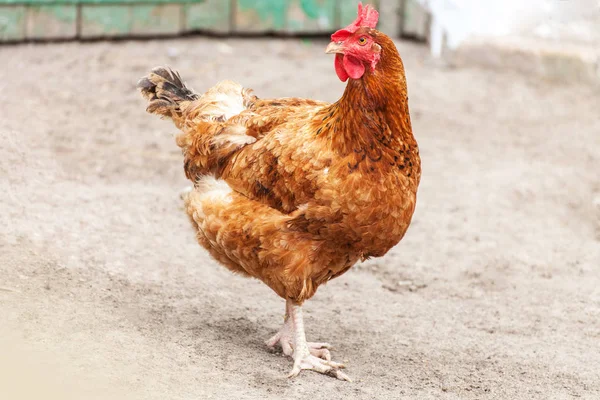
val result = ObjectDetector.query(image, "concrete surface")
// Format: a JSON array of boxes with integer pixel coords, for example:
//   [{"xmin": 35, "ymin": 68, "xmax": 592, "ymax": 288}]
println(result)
[
  {"xmin": 1, "ymin": 37, "xmax": 599, "ymax": 399},
  {"xmin": 449, "ymin": 36, "xmax": 600, "ymax": 85}
]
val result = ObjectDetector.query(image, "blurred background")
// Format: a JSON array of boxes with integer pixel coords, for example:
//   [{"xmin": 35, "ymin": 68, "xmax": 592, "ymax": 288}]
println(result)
[
  {"xmin": 1, "ymin": 1, "xmax": 599, "ymax": 399},
  {"xmin": 1, "ymin": 0, "xmax": 599, "ymax": 82}
]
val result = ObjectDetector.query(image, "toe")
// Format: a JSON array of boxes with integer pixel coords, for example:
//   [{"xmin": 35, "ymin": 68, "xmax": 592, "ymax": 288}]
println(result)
[
  {"xmin": 287, "ymin": 364, "xmax": 302, "ymax": 379},
  {"xmin": 322, "ymin": 359, "xmax": 345, "ymax": 369},
  {"xmin": 265, "ymin": 334, "xmax": 280, "ymax": 348},
  {"xmin": 281, "ymin": 339, "xmax": 294, "ymax": 356},
  {"xmin": 309, "ymin": 347, "xmax": 331, "ymax": 361},
  {"xmin": 330, "ymin": 369, "xmax": 352, "ymax": 382},
  {"xmin": 303, "ymin": 359, "xmax": 330, "ymax": 374},
  {"xmin": 287, "ymin": 355, "xmax": 350, "ymax": 382}
]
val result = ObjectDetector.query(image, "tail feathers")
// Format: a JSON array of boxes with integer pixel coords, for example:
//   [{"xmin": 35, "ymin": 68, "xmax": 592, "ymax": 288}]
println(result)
[{"xmin": 137, "ymin": 67, "xmax": 199, "ymax": 127}]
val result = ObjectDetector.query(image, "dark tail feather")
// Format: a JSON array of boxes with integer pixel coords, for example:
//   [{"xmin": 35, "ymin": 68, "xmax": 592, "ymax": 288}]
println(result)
[{"xmin": 137, "ymin": 67, "xmax": 199, "ymax": 125}]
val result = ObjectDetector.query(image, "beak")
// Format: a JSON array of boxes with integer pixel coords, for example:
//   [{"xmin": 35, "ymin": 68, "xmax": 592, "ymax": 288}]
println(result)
[{"xmin": 325, "ymin": 42, "xmax": 345, "ymax": 54}]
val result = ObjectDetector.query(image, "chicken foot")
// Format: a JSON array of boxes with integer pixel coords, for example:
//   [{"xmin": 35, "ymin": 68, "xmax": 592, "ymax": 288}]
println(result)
[
  {"xmin": 266, "ymin": 300, "xmax": 351, "ymax": 381},
  {"xmin": 265, "ymin": 300, "xmax": 331, "ymax": 360}
]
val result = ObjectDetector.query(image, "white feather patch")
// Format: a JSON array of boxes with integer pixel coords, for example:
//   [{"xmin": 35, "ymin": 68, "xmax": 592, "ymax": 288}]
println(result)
[
  {"xmin": 213, "ymin": 93, "xmax": 245, "ymax": 120},
  {"xmin": 189, "ymin": 176, "xmax": 233, "ymax": 219}
]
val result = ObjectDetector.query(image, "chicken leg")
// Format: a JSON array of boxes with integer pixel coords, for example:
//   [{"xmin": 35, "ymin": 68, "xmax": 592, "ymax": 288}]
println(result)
[
  {"xmin": 266, "ymin": 300, "xmax": 351, "ymax": 381},
  {"xmin": 265, "ymin": 300, "xmax": 331, "ymax": 359}
]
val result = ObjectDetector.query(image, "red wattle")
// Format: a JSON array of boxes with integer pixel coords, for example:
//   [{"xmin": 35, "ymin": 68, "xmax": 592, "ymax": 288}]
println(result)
[
  {"xmin": 334, "ymin": 54, "xmax": 349, "ymax": 82},
  {"xmin": 343, "ymin": 55, "xmax": 366, "ymax": 80}
]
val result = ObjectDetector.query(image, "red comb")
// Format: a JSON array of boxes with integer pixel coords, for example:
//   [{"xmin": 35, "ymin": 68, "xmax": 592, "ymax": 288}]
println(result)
[{"xmin": 331, "ymin": 2, "xmax": 379, "ymax": 41}]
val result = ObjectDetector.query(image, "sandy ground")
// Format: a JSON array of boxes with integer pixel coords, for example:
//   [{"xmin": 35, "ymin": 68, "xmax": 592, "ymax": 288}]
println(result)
[{"xmin": 0, "ymin": 37, "xmax": 599, "ymax": 400}]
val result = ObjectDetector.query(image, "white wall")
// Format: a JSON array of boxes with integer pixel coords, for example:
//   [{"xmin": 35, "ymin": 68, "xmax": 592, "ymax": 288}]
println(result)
[{"xmin": 417, "ymin": 0, "xmax": 600, "ymax": 56}]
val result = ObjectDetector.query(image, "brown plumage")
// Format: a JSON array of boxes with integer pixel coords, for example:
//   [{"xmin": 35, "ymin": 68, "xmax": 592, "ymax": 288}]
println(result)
[{"xmin": 138, "ymin": 3, "xmax": 420, "ymax": 381}]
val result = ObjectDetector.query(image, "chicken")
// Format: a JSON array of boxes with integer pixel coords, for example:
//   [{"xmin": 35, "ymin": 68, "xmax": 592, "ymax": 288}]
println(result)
[{"xmin": 138, "ymin": 2, "xmax": 420, "ymax": 381}]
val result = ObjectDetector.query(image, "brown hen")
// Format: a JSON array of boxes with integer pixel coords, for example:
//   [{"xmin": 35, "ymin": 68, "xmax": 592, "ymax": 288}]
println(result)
[{"xmin": 138, "ymin": 3, "xmax": 420, "ymax": 381}]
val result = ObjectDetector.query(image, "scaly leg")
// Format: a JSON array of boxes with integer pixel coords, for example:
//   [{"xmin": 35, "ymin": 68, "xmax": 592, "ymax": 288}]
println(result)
[
  {"xmin": 287, "ymin": 301, "xmax": 351, "ymax": 382},
  {"xmin": 265, "ymin": 299, "xmax": 332, "ymax": 360}
]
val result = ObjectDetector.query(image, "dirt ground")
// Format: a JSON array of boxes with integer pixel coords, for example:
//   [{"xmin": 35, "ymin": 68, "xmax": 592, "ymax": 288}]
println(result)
[{"xmin": 1, "ymin": 36, "xmax": 599, "ymax": 400}]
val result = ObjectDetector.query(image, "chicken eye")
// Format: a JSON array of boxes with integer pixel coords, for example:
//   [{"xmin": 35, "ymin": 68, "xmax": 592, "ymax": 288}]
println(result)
[{"xmin": 358, "ymin": 37, "xmax": 367, "ymax": 46}]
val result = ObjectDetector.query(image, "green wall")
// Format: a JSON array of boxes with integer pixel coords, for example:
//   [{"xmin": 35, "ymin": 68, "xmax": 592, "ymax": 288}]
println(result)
[{"xmin": 0, "ymin": 0, "xmax": 382, "ymax": 41}]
